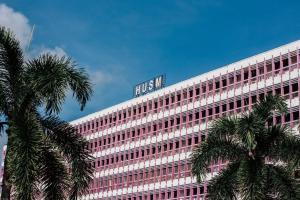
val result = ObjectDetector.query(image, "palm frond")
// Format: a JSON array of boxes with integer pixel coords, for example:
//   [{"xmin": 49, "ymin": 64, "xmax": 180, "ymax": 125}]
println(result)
[
  {"xmin": 252, "ymin": 94, "xmax": 287, "ymax": 121},
  {"xmin": 269, "ymin": 131, "xmax": 300, "ymax": 168},
  {"xmin": 0, "ymin": 26, "xmax": 24, "ymax": 100},
  {"xmin": 0, "ymin": 85, "xmax": 8, "ymax": 114},
  {"xmin": 0, "ymin": 26, "xmax": 93, "ymax": 200},
  {"xmin": 207, "ymin": 116, "xmax": 239, "ymax": 142},
  {"xmin": 64, "ymin": 63, "xmax": 93, "ymax": 111},
  {"xmin": 236, "ymin": 113, "xmax": 265, "ymax": 151},
  {"xmin": 191, "ymin": 139, "xmax": 245, "ymax": 182},
  {"xmin": 263, "ymin": 164, "xmax": 300, "ymax": 199},
  {"xmin": 39, "ymin": 147, "xmax": 69, "ymax": 200},
  {"xmin": 9, "ymin": 114, "xmax": 42, "ymax": 200},
  {"xmin": 25, "ymin": 54, "xmax": 92, "ymax": 114},
  {"xmin": 207, "ymin": 162, "xmax": 240, "ymax": 200},
  {"xmin": 237, "ymin": 159, "xmax": 266, "ymax": 200},
  {"xmin": 38, "ymin": 115, "xmax": 93, "ymax": 198},
  {"xmin": 260, "ymin": 125, "xmax": 291, "ymax": 156}
]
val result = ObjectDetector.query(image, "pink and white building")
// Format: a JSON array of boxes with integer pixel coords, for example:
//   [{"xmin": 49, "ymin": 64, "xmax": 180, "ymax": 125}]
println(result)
[
  {"xmin": 71, "ymin": 40, "xmax": 300, "ymax": 200},
  {"xmin": 0, "ymin": 145, "xmax": 7, "ymax": 197}
]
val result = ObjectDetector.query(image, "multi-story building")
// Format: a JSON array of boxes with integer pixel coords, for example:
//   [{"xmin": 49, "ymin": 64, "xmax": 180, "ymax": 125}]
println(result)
[
  {"xmin": 0, "ymin": 145, "xmax": 7, "ymax": 196},
  {"xmin": 72, "ymin": 40, "xmax": 300, "ymax": 200}
]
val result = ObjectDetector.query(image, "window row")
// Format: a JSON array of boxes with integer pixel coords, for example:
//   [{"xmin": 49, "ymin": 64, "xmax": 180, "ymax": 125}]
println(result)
[
  {"xmin": 92, "ymin": 135, "xmax": 201, "ymax": 169},
  {"xmin": 76, "ymin": 53, "xmax": 299, "ymax": 134},
  {"xmin": 88, "ymin": 82, "xmax": 299, "ymax": 152},
  {"xmin": 91, "ymin": 108, "xmax": 299, "ymax": 169},
  {"xmin": 89, "ymin": 185, "xmax": 205, "ymax": 200},
  {"xmin": 93, "ymin": 162, "xmax": 193, "ymax": 189}
]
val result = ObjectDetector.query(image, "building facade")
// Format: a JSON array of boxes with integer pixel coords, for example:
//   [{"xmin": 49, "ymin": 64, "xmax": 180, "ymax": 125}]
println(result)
[
  {"xmin": 72, "ymin": 41, "xmax": 300, "ymax": 200},
  {"xmin": 0, "ymin": 145, "xmax": 7, "ymax": 196}
]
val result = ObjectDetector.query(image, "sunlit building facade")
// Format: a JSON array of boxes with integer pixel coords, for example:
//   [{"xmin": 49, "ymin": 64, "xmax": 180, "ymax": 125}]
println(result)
[{"xmin": 72, "ymin": 40, "xmax": 300, "ymax": 200}]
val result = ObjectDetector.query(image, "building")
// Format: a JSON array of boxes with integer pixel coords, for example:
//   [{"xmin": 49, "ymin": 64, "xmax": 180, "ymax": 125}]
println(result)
[
  {"xmin": 0, "ymin": 145, "xmax": 7, "ymax": 197},
  {"xmin": 71, "ymin": 40, "xmax": 300, "ymax": 200}
]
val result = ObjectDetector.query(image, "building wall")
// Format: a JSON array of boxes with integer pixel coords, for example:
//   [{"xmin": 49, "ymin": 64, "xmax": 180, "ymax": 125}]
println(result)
[
  {"xmin": 0, "ymin": 145, "xmax": 7, "ymax": 197},
  {"xmin": 72, "ymin": 40, "xmax": 300, "ymax": 200}
]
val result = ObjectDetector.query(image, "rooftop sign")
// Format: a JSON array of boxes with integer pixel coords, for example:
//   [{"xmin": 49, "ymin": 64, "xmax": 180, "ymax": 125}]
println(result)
[{"xmin": 134, "ymin": 75, "xmax": 166, "ymax": 97}]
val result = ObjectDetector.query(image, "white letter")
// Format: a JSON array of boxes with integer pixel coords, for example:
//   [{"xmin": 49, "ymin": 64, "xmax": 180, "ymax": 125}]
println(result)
[
  {"xmin": 148, "ymin": 80, "xmax": 154, "ymax": 91},
  {"xmin": 142, "ymin": 82, "xmax": 148, "ymax": 93},
  {"xmin": 155, "ymin": 76, "xmax": 163, "ymax": 89},
  {"xmin": 135, "ymin": 85, "xmax": 141, "ymax": 96}
]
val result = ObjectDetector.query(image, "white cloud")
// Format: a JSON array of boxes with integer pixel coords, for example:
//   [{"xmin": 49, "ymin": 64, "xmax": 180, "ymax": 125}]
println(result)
[
  {"xmin": 89, "ymin": 70, "xmax": 114, "ymax": 86},
  {"xmin": 39, "ymin": 46, "xmax": 67, "ymax": 58},
  {"xmin": 0, "ymin": 4, "xmax": 32, "ymax": 49},
  {"xmin": 0, "ymin": 4, "xmax": 66, "ymax": 58}
]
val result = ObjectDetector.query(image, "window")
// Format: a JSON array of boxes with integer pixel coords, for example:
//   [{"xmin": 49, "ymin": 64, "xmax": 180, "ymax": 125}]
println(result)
[
  {"xmin": 222, "ymin": 104, "xmax": 227, "ymax": 112},
  {"xmin": 244, "ymin": 71, "xmax": 249, "ymax": 80},
  {"xmin": 283, "ymin": 58, "xmax": 289, "ymax": 67},
  {"xmin": 229, "ymin": 76, "xmax": 234, "ymax": 84},
  {"xmin": 244, "ymin": 97, "xmax": 249, "ymax": 105},
  {"xmin": 275, "ymin": 61, "xmax": 280, "ymax": 70},
  {"xmin": 266, "ymin": 63, "xmax": 272, "ymax": 72},
  {"xmin": 174, "ymin": 191, "xmax": 178, "ymax": 198},
  {"xmin": 251, "ymin": 69, "xmax": 256, "ymax": 77},
  {"xmin": 215, "ymin": 81, "xmax": 220, "ymax": 89},
  {"xmin": 208, "ymin": 108, "xmax": 213, "ymax": 116},
  {"xmin": 176, "ymin": 141, "xmax": 179, "ymax": 149},
  {"xmin": 189, "ymin": 90, "xmax": 193, "ymax": 97},
  {"xmin": 276, "ymin": 116, "xmax": 281, "ymax": 124},
  {"xmin": 285, "ymin": 113, "xmax": 290, "ymax": 122},
  {"xmin": 284, "ymin": 86, "xmax": 289, "ymax": 94},
  {"xmin": 194, "ymin": 136, "xmax": 199, "ymax": 144},
  {"xmin": 202, "ymin": 86, "xmax": 206, "ymax": 93},
  {"xmin": 292, "ymin": 83, "xmax": 298, "ymax": 92},
  {"xmin": 275, "ymin": 88, "xmax": 281, "ymax": 95},
  {"xmin": 165, "ymin": 98, "xmax": 169, "ymax": 105},
  {"xmin": 196, "ymin": 88, "xmax": 200, "ymax": 95},
  {"xmin": 291, "ymin": 55, "xmax": 297, "ymax": 64},
  {"xmin": 237, "ymin": 100, "xmax": 241, "ymax": 108},
  {"xmin": 259, "ymin": 93, "xmax": 264, "ymax": 101},
  {"xmin": 188, "ymin": 138, "xmax": 192, "ymax": 146},
  {"xmin": 193, "ymin": 187, "xmax": 197, "ymax": 195},
  {"xmin": 202, "ymin": 110, "xmax": 206, "ymax": 117},
  {"xmin": 209, "ymin": 83, "xmax": 213, "ymax": 91},
  {"xmin": 200, "ymin": 186, "xmax": 204, "ymax": 194},
  {"xmin": 252, "ymin": 95, "xmax": 257, "ymax": 103},
  {"xmin": 229, "ymin": 102, "xmax": 234, "ymax": 110},
  {"xmin": 236, "ymin": 74, "xmax": 241, "ymax": 82},
  {"xmin": 195, "ymin": 112, "xmax": 200, "ymax": 119},
  {"xmin": 259, "ymin": 67, "xmax": 264, "ymax": 75},
  {"xmin": 215, "ymin": 106, "xmax": 220, "ymax": 114},
  {"xmin": 142, "ymin": 150, "xmax": 144, "ymax": 157},
  {"xmin": 186, "ymin": 188, "xmax": 190, "ymax": 196},
  {"xmin": 293, "ymin": 111, "xmax": 299, "ymax": 121},
  {"xmin": 164, "ymin": 121, "xmax": 168, "ymax": 128},
  {"xmin": 222, "ymin": 79, "xmax": 227, "ymax": 87}
]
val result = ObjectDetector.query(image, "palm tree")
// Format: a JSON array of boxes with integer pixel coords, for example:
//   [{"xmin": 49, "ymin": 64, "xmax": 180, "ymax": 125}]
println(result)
[
  {"xmin": 191, "ymin": 94, "xmax": 300, "ymax": 199},
  {"xmin": 0, "ymin": 27, "xmax": 93, "ymax": 200}
]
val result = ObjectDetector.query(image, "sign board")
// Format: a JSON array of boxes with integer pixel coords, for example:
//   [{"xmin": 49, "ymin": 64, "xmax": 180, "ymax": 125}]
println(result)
[{"xmin": 134, "ymin": 75, "xmax": 166, "ymax": 97}]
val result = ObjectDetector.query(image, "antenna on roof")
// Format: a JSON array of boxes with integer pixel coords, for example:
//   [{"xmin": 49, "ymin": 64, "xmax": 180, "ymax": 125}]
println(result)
[{"xmin": 26, "ymin": 24, "xmax": 35, "ymax": 51}]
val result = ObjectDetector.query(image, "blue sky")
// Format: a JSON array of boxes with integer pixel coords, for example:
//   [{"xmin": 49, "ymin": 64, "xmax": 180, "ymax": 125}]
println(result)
[{"xmin": 1, "ymin": 0, "xmax": 300, "ymax": 122}]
